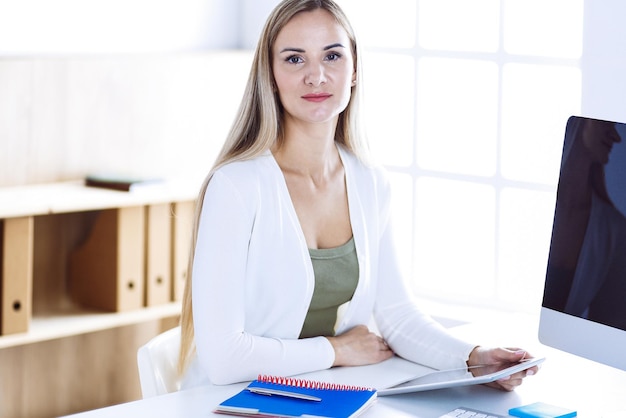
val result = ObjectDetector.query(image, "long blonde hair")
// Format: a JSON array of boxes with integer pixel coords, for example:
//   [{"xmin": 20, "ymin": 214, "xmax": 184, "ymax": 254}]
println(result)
[{"xmin": 178, "ymin": 0, "xmax": 368, "ymax": 375}]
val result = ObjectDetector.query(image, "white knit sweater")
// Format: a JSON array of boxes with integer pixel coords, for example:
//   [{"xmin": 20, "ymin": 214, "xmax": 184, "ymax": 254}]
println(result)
[{"xmin": 183, "ymin": 145, "xmax": 475, "ymax": 387}]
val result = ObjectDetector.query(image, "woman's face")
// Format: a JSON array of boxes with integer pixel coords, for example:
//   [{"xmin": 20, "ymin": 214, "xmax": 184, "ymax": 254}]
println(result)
[{"xmin": 272, "ymin": 9, "xmax": 356, "ymax": 128}]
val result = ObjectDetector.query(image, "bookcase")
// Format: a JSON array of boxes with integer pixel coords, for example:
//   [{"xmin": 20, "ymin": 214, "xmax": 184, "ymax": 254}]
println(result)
[{"xmin": 0, "ymin": 178, "xmax": 199, "ymax": 417}]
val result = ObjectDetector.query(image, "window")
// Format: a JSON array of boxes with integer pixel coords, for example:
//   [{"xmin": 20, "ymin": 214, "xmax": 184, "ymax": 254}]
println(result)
[{"xmin": 339, "ymin": 0, "xmax": 583, "ymax": 312}]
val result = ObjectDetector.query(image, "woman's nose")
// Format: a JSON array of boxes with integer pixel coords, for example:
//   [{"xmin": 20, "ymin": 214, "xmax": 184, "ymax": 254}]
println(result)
[{"xmin": 305, "ymin": 64, "xmax": 327, "ymax": 86}]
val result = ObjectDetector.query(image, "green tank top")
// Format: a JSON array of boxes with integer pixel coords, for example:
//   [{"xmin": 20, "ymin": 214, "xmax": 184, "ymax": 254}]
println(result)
[{"xmin": 299, "ymin": 237, "xmax": 359, "ymax": 338}]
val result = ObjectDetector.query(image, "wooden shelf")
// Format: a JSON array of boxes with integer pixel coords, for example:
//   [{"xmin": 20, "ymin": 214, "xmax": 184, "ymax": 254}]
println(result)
[
  {"xmin": 0, "ymin": 177, "xmax": 198, "ymax": 338},
  {"xmin": 0, "ymin": 302, "xmax": 181, "ymax": 349},
  {"xmin": 0, "ymin": 177, "xmax": 202, "ymax": 219}
]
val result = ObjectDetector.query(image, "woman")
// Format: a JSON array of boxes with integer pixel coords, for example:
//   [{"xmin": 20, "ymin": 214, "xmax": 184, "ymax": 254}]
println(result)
[{"xmin": 179, "ymin": 0, "xmax": 537, "ymax": 390}]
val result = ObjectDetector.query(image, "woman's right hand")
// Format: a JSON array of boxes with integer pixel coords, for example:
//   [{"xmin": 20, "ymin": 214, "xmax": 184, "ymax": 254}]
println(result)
[{"xmin": 327, "ymin": 325, "xmax": 394, "ymax": 367}]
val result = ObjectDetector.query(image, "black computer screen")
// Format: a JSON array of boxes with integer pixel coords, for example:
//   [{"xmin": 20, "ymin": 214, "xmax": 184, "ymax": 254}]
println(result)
[{"xmin": 542, "ymin": 116, "xmax": 626, "ymax": 331}]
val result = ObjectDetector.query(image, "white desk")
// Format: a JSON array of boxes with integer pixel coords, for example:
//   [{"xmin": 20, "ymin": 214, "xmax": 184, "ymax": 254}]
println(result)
[{"xmin": 65, "ymin": 315, "xmax": 626, "ymax": 417}]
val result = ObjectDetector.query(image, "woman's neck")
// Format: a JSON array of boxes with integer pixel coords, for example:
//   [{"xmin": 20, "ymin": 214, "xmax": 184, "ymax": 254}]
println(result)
[{"xmin": 272, "ymin": 120, "xmax": 341, "ymax": 182}]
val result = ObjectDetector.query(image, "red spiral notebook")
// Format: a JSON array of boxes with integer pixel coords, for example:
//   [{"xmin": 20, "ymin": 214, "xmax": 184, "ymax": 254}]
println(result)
[{"xmin": 214, "ymin": 375, "xmax": 377, "ymax": 418}]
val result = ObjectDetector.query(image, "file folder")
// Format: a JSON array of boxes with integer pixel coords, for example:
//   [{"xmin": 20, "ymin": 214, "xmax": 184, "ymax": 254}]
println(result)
[
  {"xmin": 144, "ymin": 204, "xmax": 172, "ymax": 306},
  {"xmin": 0, "ymin": 216, "xmax": 34, "ymax": 335},
  {"xmin": 69, "ymin": 207, "xmax": 144, "ymax": 311}
]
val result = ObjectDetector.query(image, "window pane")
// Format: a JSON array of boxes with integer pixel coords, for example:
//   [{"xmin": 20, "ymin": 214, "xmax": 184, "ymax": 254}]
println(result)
[
  {"xmin": 365, "ymin": 53, "xmax": 415, "ymax": 166},
  {"xmin": 416, "ymin": 58, "xmax": 499, "ymax": 176},
  {"xmin": 499, "ymin": 187, "xmax": 555, "ymax": 310},
  {"xmin": 338, "ymin": 0, "xmax": 416, "ymax": 48},
  {"xmin": 419, "ymin": 0, "xmax": 500, "ymax": 52},
  {"xmin": 414, "ymin": 177, "xmax": 496, "ymax": 296},
  {"xmin": 388, "ymin": 172, "xmax": 414, "ymax": 281},
  {"xmin": 340, "ymin": 0, "xmax": 584, "ymax": 314},
  {"xmin": 501, "ymin": 63, "xmax": 581, "ymax": 184},
  {"xmin": 503, "ymin": 0, "xmax": 583, "ymax": 58}
]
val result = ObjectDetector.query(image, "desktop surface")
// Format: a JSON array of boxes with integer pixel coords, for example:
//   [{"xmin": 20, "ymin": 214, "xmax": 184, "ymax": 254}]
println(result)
[{"xmin": 64, "ymin": 315, "xmax": 626, "ymax": 418}]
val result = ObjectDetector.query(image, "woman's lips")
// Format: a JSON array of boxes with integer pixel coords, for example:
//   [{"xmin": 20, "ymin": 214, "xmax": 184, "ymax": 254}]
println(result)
[{"xmin": 302, "ymin": 93, "xmax": 332, "ymax": 102}]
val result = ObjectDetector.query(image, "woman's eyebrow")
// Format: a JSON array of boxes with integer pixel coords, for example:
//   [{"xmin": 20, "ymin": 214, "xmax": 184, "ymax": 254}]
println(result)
[
  {"xmin": 324, "ymin": 43, "xmax": 345, "ymax": 50},
  {"xmin": 279, "ymin": 43, "xmax": 346, "ymax": 54},
  {"xmin": 280, "ymin": 47, "xmax": 305, "ymax": 53}
]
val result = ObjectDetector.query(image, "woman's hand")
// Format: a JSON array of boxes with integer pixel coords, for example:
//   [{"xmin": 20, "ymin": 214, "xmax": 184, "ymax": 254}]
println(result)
[
  {"xmin": 327, "ymin": 325, "xmax": 394, "ymax": 367},
  {"xmin": 467, "ymin": 346, "xmax": 539, "ymax": 391}
]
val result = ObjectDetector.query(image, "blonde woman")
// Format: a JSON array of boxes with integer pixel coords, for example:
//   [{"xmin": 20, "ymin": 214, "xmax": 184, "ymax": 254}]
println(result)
[{"xmin": 179, "ymin": 0, "xmax": 538, "ymax": 389}]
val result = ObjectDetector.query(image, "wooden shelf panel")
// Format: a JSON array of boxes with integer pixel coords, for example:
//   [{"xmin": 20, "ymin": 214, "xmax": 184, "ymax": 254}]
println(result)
[{"xmin": 0, "ymin": 302, "xmax": 180, "ymax": 349}]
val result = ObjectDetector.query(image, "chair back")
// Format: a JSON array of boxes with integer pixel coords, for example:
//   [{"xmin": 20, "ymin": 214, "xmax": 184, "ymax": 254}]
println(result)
[{"xmin": 137, "ymin": 326, "xmax": 181, "ymax": 398}]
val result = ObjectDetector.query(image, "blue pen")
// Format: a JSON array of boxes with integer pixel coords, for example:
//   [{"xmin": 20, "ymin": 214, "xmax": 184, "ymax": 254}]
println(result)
[{"xmin": 246, "ymin": 387, "xmax": 322, "ymax": 402}]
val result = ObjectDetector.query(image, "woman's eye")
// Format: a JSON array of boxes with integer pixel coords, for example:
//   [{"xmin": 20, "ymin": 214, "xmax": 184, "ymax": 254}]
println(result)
[
  {"xmin": 326, "ymin": 52, "xmax": 342, "ymax": 61},
  {"xmin": 286, "ymin": 55, "xmax": 303, "ymax": 64}
]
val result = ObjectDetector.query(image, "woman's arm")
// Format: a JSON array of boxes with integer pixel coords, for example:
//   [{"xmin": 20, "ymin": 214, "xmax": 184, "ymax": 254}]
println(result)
[
  {"xmin": 371, "ymin": 173, "xmax": 476, "ymax": 370},
  {"xmin": 191, "ymin": 168, "xmax": 335, "ymax": 385}
]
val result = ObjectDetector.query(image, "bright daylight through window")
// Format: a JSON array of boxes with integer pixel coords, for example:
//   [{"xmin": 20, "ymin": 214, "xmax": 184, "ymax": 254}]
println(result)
[{"xmin": 337, "ymin": 0, "xmax": 583, "ymax": 312}]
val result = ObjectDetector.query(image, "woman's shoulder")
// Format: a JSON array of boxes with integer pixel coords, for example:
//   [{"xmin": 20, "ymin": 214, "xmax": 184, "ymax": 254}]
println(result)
[
  {"xmin": 212, "ymin": 152, "xmax": 276, "ymax": 182},
  {"xmin": 203, "ymin": 153, "xmax": 278, "ymax": 207},
  {"xmin": 203, "ymin": 153, "xmax": 278, "ymax": 201}
]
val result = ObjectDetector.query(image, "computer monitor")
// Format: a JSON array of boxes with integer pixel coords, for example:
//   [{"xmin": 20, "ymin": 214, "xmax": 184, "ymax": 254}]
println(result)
[{"xmin": 539, "ymin": 115, "xmax": 626, "ymax": 371}]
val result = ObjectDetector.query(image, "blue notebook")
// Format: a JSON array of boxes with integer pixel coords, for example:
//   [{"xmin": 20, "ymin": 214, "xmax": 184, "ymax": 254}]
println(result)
[{"xmin": 214, "ymin": 375, "xmax": 377, "ymax": 417}]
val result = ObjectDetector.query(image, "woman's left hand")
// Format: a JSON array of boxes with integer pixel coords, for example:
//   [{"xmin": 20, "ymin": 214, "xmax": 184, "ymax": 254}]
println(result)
[{"xmin": 467, "ymin": 346, "xmax": 539, "ymax": 391}]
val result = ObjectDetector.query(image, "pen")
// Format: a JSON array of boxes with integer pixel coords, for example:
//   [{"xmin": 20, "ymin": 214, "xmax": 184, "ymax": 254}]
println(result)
[{"xmin": 246, "ymin": 387, "xmax": 322, "ymax": 402}]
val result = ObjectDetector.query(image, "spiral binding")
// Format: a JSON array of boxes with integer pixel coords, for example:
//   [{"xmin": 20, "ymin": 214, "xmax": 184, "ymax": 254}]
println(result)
[{"xmin": 257, "ymin": 375, "xmax": 373, "ymax": 392}]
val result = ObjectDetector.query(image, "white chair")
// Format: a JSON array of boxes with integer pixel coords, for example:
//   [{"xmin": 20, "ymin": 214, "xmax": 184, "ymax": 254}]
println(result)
[{"xmin": 137, "ymin": 326, "xmax": 182, "ymax": 398}]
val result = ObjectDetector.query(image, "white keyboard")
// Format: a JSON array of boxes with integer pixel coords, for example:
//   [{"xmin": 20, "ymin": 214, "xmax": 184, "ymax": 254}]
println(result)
[{"xmin": 439, "ymin": 406, "xmax": 507, "ymax": 418}]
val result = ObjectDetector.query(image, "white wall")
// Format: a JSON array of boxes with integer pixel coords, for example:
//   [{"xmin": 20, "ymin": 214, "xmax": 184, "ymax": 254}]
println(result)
[
  {"xmin": 239, "ymin": 0, "xmax": 281, "ymax": 49},
  {"xmin": 0, "ymin": 0, "xmax": 282, "ymax": 187},
  {"xmin": 0, "ymin": 0, "xmax": 280, "ymax": 54},
  {"xmin": 0, "ymin": 52, "xmax": 254, "ymax": 187},
  {"xmin": 582, "ymin": 1, "xmax": 626, "ymax": 121}
]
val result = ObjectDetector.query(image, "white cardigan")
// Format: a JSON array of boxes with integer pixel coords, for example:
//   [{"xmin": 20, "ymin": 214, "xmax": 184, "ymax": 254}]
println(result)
[{"xmin": 184, "ymin": 146, "xmax": 475, "ymax": 387}]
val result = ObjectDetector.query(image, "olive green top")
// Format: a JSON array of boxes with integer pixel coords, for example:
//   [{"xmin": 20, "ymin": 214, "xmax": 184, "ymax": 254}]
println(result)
[{"xmin": 299, "ymin": 237, "xmax": 359, "ymax": 338}]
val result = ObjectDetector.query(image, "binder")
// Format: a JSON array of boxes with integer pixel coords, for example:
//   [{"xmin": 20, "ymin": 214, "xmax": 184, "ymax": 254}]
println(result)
[
  {"xmin": 144, "ymin": 204, "xmax": 172, "ymax": 306},
  {"xmin": 84, "ymin": 173, "xmax": 163, "ymax": 191},
  {"xmin": 170, "ymin": 201, "xmax": 194, "ymax": 301},
  {"xmin": 0, "ymin": 216, "xmax": 34, "ymax": 335},
  {"xmin": 69, "ymin": 207, "xmax": 145, "ymax": 312},
  {"xmin": 215, "ymin": 375, "xmax": 377, "ymax": 418}
]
